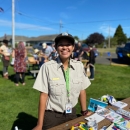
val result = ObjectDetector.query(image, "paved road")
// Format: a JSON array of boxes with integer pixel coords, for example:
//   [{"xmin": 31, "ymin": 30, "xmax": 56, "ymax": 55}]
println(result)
[
  {"xmin": 96, "ymin": 53, "xmax": 117, "ymax": 65},
  {"xmin": 96, "ymin": 52, "xmax": 130, "ymax": 65}
]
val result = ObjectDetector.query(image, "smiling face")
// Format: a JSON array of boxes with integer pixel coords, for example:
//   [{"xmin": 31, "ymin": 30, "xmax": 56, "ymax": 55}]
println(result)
[{"xmin": 56, "ymin": 38, "xmax": 74, "ymax": 60}]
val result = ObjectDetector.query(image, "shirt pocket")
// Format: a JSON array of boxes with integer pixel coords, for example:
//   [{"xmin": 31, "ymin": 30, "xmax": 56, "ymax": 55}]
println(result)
[
  {"xmin": 71, "ymin": 78, "xmax": 82, "ymax": 93},
  {"xmin": 49, "ymin": 80, "xmax": 64, "ymax": 96}
]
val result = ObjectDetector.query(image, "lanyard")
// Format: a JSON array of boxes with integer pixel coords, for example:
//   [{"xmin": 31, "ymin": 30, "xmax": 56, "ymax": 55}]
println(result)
[
  {"xmin": 61, "ymin": 66, "xmax": 70, "ymax": 102},
  {"xmin": 65, "ymin": 67, "xmax": 70, "ymax": 98}
]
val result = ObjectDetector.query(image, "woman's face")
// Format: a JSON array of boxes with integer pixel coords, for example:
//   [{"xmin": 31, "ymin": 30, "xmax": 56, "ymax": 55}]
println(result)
[{"xmin": 57, "ymin": 39, "xmax": 74, "ymax": 60}]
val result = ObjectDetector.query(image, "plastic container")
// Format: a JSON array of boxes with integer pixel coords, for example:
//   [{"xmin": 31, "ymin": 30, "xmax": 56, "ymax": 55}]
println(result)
[{"xmin": 87, "ymin": 119, "xmax": 98, "ymax": 130}]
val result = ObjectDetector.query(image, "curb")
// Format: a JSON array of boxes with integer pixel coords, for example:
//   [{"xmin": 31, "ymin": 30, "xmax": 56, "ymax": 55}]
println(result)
[{"xmin": 111, "ymin": 62, "xmax": 129, "ymax": 67}]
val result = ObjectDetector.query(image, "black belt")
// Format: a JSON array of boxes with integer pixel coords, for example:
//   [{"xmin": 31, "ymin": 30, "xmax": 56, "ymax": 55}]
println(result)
[
  {"xmin": 45, "ymin": 110, "xmax": 66, "ymax": 115},
  {"xmin": 45, "ymin": 107, "xmax": 76, "ymax": 115}
]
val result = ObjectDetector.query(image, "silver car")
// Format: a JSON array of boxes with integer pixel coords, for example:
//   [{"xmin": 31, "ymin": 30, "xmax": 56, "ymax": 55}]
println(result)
[{"xmin": 33, "ymin": 42, "xmax": 53, "ymax": 50}]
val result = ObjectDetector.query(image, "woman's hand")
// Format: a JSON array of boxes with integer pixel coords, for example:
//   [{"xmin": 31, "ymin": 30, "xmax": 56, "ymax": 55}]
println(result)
[
  {"xmin": 86, "ymin": 111, "xmax": 93, "ymax": 116},
  {"xmin": 32, "ymin": 125, "xmax": 42, "ymax": 130}
]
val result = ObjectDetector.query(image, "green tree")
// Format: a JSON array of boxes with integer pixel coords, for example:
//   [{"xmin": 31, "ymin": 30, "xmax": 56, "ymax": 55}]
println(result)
[
  {"xmin": 73, "ymin": 36, "xmax": 79, "ymax": 43},
  {"xmin": 85, "ymin": 32, "xmax": 105, "ymax": 45},
  {"xmin": 105, "ymin": 36, "xmax": 118, "ymax": 47},
  {"xmin": 73, "ymin": 36, "xmax": 79, "ymax": 40},
  {"xmin": 114, "ymin": 25, "xmax": 127, "ymax": 45}
]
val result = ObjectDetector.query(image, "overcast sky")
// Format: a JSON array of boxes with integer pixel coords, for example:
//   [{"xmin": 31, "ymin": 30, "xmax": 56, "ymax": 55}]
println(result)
[{"xmin": 0, "ymin": 0, "xmax": 130, "ymax": 40}]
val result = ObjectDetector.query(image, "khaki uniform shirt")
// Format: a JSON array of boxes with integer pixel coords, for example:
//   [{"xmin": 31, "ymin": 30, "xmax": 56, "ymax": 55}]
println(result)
[
  {"xmin": 33, "ymin": 57, "xmax": 91, "ymax": 113},
  {"xmin": 0, "ymin": 45, "xmax": 10, "ymax": 56}
]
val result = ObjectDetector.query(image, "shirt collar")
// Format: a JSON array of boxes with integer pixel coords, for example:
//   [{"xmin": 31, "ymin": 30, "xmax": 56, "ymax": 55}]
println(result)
[{"xmin": 56, "ymin": 56, "xmax": 75, "ymax": 70}]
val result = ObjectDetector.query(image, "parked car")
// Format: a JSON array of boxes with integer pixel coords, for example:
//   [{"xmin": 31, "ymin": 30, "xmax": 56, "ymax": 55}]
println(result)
[
  {"xmin": 81, "ymin": 43, "xmax": 99, "ymax": 57},
  {"xmin": 116, "ymin": 43, "xmax": 130, "ymax": 61},
  {"xmin": 33, "ymin": 41, "xmax": 54, "ymax": 50}
]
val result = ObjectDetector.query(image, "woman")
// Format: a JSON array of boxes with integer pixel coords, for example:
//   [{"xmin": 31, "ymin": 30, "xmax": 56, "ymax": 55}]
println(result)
[
  {"xmin": 87, "ymin": 44, "xmax": 95, "ymax": 80},
  {"xmin": 32, "ymin": 33, "xmax": 91, "ymax": 130},
  {"xmin": 0, "ymin": 39, "xmax": 11, "ymax": 79},
  {"xmin": 13, "ymin": 41, "xmax": 27, "ymax": 86}
]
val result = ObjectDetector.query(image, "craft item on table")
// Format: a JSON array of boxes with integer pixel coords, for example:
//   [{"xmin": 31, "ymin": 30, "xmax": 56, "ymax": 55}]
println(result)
[
  {"xmin": 96, "ymin": 107, "xmax": 111, "ymax": 117},
  {"xmin": 100, "ymin": 94, "xmax": 117, "ymax": 105},
  {"xmin": 87, "ymin": 118, "xmax": 98, "ymax": 130},
  {"xmin": 96, "ymin": 107, "xmax": 123, "ymax": 123},
  {"xmin": 100, "ymin": 95, "xmax": 109, "ymax": 103},
  {"xmin": 114, "ymin": 120, "xmax": 130, "ymax": 130},
  {"xmin": 88, "ymin": 98, "xmax": 108, "ymax": 112},
  {"xmin": 112, "ymin": 126, "xmax": 120, "ymax": 130},
  {"xmin": 71, "ymin": 122, "xmax": 88, "ymax": 130},
  {"xmin": 105, "ymin": 111, "xmax": 123, "ymax": 123},
  {"xmin": 112, "ymin": 101, "xmax": 128, "ymax": 108},
  {"xmin": 116, "ymin": 108, "xmax": 130, "ymax": 120},
  {"xmin": 106, "ymin": 95, "xmax": 116, "ymax": 105},
  {"xmin": 85, "ymin": 113, "xmax": 105, "ymax": 123}
]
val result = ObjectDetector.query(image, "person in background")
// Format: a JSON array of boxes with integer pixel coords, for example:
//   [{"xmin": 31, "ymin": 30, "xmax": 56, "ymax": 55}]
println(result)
[
  {"xmin": 42, "ymin": 43, "xmax": 53, "ymax": 60},
  {"xmin": 51, "ymin": 43, "xmax": 57, "ymax": 60},
  {"xmin": 32, "ymin": 32, "xmax": 91, "ymax": 130},
  {"xmin": 0, "ymin": 39, "xmax": 11, "ymax": 79},
  {"xmin": 33, "ymin": 49, "xmax": 40, "ymax": 65},
  {"xmin": 87, "ymin": 44, "xmax": 95, "ymax": 80},
  {"xmin": 34, "ymin": 49, "xmax": 49, "ymax": 68},
  {"xmin": 78, "ymin": 42, "xmax": 89, "ymax": 61},
  {"xmin": 13, "ymin": 41, "xmax": 27, "ymax": 86}
]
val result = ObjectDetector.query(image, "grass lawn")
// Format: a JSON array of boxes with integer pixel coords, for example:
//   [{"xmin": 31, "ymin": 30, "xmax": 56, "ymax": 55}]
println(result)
[
  {"xmin": 97, "ymin": 47, "xmax": 116, "ymax": 53},
  {"xmin": 0, "ymin": 62, "xmax": 130, "ymax": 130}
]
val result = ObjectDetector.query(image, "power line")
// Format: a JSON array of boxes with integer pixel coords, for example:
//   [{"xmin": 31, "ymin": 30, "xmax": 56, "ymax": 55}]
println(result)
[
  {"xmin": 0, "ymin": 6, "xmax": 12, "ymax": 15},
  {"xmin": 15, "ymin": 11, "xmax": 58, "ymax": 25},
  {"xmin": 63, "ymin": 26, "xmax": 88, "ymax": 33},
  {"xmin": 63, "ymin": 18, "xmax": 130, "ymax": 25},
  {"xmin": 15, "ymin": 11, "xmax": 130, "ymax": 26}
]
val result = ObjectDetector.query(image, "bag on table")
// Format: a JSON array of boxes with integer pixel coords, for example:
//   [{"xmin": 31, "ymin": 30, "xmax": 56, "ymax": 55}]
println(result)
[
  {"xmin": 4, "ymin": 56, "xmax": 10, "ymax": 61},
  {"xmin": 86, "ymin": 65, "xmax": 91, "ymax": 77}
]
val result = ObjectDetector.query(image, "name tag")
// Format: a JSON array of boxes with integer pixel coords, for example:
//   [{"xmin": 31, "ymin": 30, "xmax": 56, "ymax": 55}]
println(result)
[
  {"xmin": 65, "ymin": 102, "xmax": 72, "ymax": 113},
  {"xmin": 52, "ymin": 78, "xmax": 60, "ymax": 80}
]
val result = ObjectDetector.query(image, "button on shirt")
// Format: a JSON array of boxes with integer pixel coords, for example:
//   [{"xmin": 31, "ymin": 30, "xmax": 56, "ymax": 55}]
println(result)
[{"xmin": 33, "ymin": 57, "xmax": 91, "ymax": 113}]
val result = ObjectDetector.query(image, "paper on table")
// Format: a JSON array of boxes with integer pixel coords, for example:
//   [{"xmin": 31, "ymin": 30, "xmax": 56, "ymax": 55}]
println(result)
[
  {"xmin": 112, "ymin": 101, "xmax": 128, "ymax": 108},
  {"xmin": 85, "ymin": 113, "xmax": 105, "ymax": 123}
]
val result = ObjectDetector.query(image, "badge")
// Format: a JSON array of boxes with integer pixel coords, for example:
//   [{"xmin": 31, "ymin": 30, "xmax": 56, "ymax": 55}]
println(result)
[{"xmin": 65, "ymin": 102, "xmax": 72, "ymax": 113}]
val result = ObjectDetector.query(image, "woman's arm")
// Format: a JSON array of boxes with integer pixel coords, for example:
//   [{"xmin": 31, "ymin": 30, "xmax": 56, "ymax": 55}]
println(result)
[
  {"xmin": 12, "ymin": 49, "xmax": 15, "ymax": 58},
  {"xmin": 79, "ymin": 89, "xmax": 87, "ymax": 111},
  {"xmin": 79, "ymin": 90, "xmax": 92, "ymax": 116},
  {"xmin": 25, "ymin": 49, "xmax": 27, "ymax": 58},
  {"xmin": 33, "ymin": 92, "xmax": 48, "ymax": 130},
  {"xmin": 0, "ymin": 48, "xmax": 4, "ymax": 55}
]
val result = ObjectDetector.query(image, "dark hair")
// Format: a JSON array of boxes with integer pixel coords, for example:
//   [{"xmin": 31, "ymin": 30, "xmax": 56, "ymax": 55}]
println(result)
[{"xmin": 3, "ymin": 39, "xmax": 8, "ymax": 44}]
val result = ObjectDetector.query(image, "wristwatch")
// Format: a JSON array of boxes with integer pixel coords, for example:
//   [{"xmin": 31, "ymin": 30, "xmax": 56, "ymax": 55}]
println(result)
[{"xmin": 81, "ymin": 110, "xmax": 88, "ymax": 116}]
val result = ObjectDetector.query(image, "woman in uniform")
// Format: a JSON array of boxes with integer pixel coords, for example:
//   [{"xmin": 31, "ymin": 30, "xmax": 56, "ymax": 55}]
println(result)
[
  {"xmin": 0, "ymin": 39, "xmax": 11, "ymax": 79},
  {"xmin": 33, "ymin": 33, "xmax": 91, "ymax": 130}
]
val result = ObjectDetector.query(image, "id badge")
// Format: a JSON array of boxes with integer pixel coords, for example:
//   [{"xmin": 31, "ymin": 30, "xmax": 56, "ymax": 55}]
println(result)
[{"xmin": 65, "ymin": 102, "xmax": 72, "ymax": 113}]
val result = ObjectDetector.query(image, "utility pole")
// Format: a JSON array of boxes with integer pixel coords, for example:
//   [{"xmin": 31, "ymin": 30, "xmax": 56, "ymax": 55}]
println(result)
[
  {"xmin": 59, "ymin": 20, "xmax": 63, "ymax": 33},
  {"xmin": 108, "ymin": 25, "xmax": 110, "ymax": 48},
  {"xmin": 82, "ymin": 33, "xmax": 84, "ymax": 41},
  {"xmin": 12, "ymin": 0, "xmax": 15, "ymax": 48}
]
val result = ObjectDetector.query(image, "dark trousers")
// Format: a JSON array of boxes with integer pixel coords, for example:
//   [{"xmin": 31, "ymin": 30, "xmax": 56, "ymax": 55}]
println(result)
[
  {"xmin": 15, "ymin": 72, "xmax": 25, "ymax": 83},
  {"xmin": 43, "ymin": 108, "xmax": 77, "ymax": 130},
  {"xmin": 90, "ymin": 65, "xmax": 94, "ymax": 79},
  {"xmin": 3, "ymin": 66, "xmax": 8, "ymax": 75}
]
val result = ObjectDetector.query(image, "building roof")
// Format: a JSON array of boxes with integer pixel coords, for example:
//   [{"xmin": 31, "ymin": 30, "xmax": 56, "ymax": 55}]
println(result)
[{"xmin": 0, "ymin": 34, "xmax": 58, "ymax": 42}]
